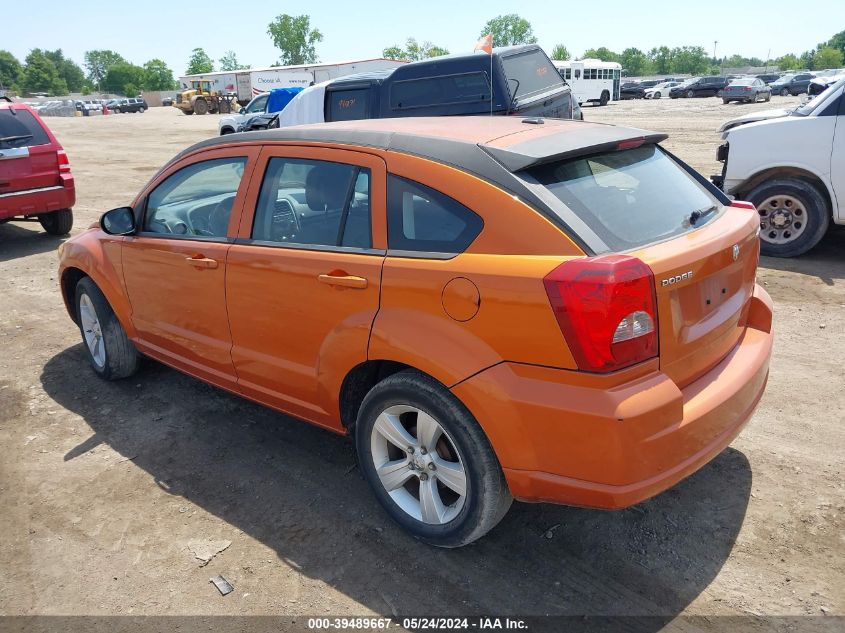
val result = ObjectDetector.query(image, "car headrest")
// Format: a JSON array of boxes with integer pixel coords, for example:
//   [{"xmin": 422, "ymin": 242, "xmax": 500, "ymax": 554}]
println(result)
[{"xmin": 305, "ymin": 163, "xmax": 352, "ymax": 211}]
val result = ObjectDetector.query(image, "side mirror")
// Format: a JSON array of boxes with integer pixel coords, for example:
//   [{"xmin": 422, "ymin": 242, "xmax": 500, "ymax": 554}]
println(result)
[{"xmin": 100, "ymin": 207, "xmax": 136, "ymax": 236}]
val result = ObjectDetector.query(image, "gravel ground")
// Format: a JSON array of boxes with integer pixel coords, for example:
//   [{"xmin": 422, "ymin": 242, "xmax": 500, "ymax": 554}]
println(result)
[{"xmin": 0, "ymin": 99, "xmax": 842, "ymax": 629}]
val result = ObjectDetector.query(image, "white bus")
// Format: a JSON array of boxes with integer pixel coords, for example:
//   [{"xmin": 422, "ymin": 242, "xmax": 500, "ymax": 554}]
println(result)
[{"xmin": 552, "ymin": 59, "xmax": 622, "ymax": 106}]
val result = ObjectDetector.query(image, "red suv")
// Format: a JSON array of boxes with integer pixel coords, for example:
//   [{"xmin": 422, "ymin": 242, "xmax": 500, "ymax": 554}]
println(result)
[{"xmin": 0, "ymin": 98, "xmax": 75, "ymax": 235}]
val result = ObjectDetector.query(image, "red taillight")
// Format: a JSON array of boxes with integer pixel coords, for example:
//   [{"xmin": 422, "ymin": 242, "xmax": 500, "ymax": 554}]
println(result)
[
  {"xmin": 730, "ymin": 200, "xmax": 757, "ymax": 211},
  {"xmin": 544, "ymin": 255, "xmax": 659, "ymax": 373},
  {"xmin": 57, "ymin": 149, "xmax": 71, "ymax": 173},
  {"xmin": 744, "ymin": 86, "xmax": 753, "ymax": 91},
  {"xmin": 617, "ymin": 138, "xmax": 644, "ymax": 151}
]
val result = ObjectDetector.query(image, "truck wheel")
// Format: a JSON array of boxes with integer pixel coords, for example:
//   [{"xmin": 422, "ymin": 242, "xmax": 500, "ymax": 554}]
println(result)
[
  {"xmin": 194, "ymin": 99, "xmax": 208, "ymax": 115},
  {"xmin": 355, "ymin": 370, "xmax": 512, "ymax": 548},
  {"xmin": 75, "ymin": 278, "xmax": 139, "ymax": 380},
  {"xmin": 138, "ymin": 107, "xmax": 145, "ymax": 113},
  {"xmin": 183, "ymin": 110, "xmax": 193, "ymax": 115},
  {"xmin": 747, "ymin": 178, "xmax": 830, "ymax": 257},
  {"xmin": 599, "ymin": 90, "xmax": 609, "ymax": 106},
  {"xmin": 39, "ymin": 209, "xmax": 73, "ymax": 235}
]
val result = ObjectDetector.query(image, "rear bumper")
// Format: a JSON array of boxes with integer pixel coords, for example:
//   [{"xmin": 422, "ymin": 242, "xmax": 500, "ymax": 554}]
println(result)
[
  {"xmin": 453, "ymin": 284, "xmax": 773, "ymax": 509},
  {"xmin": 0, "ymin": 176, "xmax": 75, "ymax": 220}
]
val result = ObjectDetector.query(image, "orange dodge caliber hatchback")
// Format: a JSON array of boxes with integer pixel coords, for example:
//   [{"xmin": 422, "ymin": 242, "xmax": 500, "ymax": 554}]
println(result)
[{"xmin": 58, "ymin": 117, "xmax": 773, "ymax": 547}]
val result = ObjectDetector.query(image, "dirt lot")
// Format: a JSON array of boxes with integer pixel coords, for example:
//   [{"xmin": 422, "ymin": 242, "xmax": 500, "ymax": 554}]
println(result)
[{"xmin": 1, "ymin": 100, "xmax": 843, "ymax": 628}]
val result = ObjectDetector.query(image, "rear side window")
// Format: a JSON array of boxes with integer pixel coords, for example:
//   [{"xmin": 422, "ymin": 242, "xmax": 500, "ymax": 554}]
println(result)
[
  {"xmin": 500, "ymin": 49, "xmax": 564, "ymax": 102},
  {"xmin": 0, "ymin": 108, "xmax": 51, "ymax": 148},
  {"xmin": 387, "ymin": 176, "xmax": 483, "ymax": 254},
  {"xmin": 327, "ymin": 89, "xmax": 370, "ymax": 121},
  {"xmin": 527, "ymin": 144, "xmax": 719, "ymax": 251},
  {"xmin": 390, "ymin": 73, "xmax": 491, "ymax": 110},
  {"xmin": 253, "ymin": 158, "xmax": 371, "ymax": 249}
]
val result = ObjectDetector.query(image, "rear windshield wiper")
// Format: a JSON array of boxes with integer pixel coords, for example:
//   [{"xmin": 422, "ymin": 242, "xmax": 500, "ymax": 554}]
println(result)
[
  {"xmin": 0, "ymin": 134, "xmax": 33, "ymax": 146},
  {"xmin": 689, "ymin": 205, "xmax": 717, "ymax": 226}
]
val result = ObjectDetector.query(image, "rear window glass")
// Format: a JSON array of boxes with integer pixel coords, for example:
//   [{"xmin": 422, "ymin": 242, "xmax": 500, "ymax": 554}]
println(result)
[
  {"xmin": 0, "ymin": 108, "xmax": 51, "ymax": 148},
  {"xmin": 527, "ymin": 144, "xmax": 720, "ymax": 251},
  {"xmin": 387, "ymin": 176, "xmax": 483, "ymax": 254},
  {"xmin": 500, "ymin": 49, "xmax": 564, "ymax": 102},
  {"xmin": 390, "ymin": 72, "xmax": 491, "ymax": 110},
  {"xmin": 327, "ymin": 89, "xmax": 370, "ymax": 121}
]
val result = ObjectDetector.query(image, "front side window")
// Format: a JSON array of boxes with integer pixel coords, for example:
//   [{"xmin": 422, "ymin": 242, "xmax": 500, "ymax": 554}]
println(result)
[
  {"xmin": 245, "ymin": 94, "xmax": 268, "ymax": 114},
  {"xmin": 387, "ymin": 176, "xmax": 483, "ymax": 254},
  {"xmin": 252, "ymin": 158, "xmax": 371, "ymax": 249},
  {"xmin": 144, "ymin": 157, "xmax": 246, "ymax": 237},
  {"xmin": 527, "ymin": 144, "xmax": 720, "ymax": 251}
]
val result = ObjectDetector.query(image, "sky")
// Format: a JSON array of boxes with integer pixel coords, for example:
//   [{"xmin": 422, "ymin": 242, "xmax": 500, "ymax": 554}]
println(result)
[{"xmin": 6, "ymin": 1, "xmax": 844, "ymax": 77}]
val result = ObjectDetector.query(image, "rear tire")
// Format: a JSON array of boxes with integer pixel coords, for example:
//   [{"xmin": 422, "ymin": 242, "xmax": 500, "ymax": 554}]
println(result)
[
  {"xmin": 39, "ymin": 209, "xmax": 73, "ymax": 235},
  {"xmin": 723, "ymin": 98, "xmax": 730, "ymax": 104},
  {"xmin": 746, "ymin": 178, "xmax": 830, "ymax": 257},
  {"xmin": 355, "ymin": 370, "xmax": 512, "ymax": 548},
  {"xmin": 686, "ymin": 89, "xmax": 695, "ymax": 98},
  {"xmin": 194, "ymin": 99, "xmax": 208, "ymax": 115},
  {"xmin": 74, "ymin": 277, "xmax": 139, "ymax": 380},
  {"xmin": 599, "ymin": 90, "xmax": 609, "ymax": 106}
]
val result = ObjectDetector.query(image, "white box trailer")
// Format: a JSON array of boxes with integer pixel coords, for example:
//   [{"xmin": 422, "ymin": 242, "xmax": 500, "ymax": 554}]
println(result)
[{"xmin": 180, "ymin": 58, "xmax": 406, "ymax": 105}]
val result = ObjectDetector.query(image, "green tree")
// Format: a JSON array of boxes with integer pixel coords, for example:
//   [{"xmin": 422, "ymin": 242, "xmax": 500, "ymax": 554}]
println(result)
[
  {"xmin": 84, "ymin": 50, "xmax": 127, "ymax": 89},
  {"xmin": 479, "ymin": 14, "xmax": 537, "ymax": 47},
  {"xmin": 267, "ymin": 14, "xmax": 323, "ymax": 66},
  {"xmin": 186, "ymin": 48, "xmax": 214, "ymax": 74},
  {"xmin": 20, "ymin": 49, "xmax": 67, "ymax": 95},
  {"xmin": 776, "ymin": 53, "xmax": 800, "ymax": 70},
  {"xmin": 0, "ymin": 50, "xmax": 22, "ymax": 89},
  {"xmin": 103, "ymin": 62, "xmax": 145, "ymax": 95},
  {"xmin": 219, "ymin": 50, "xmax": 249, "ymax": 71},
  {"xmin": 583, "ymin": 47, "xmax": 620, "ymax": 62},
  {"xmin": 382, "ymin": 38, "xmax": 449, "ymax": 62},
  {"xmin": 648, "ymin": 46, "xmax": 674, "ymax": 74},
  {"xmin": 142, "ymin": 59, "xmax": 176, "ymax": 90},
  {"xmin": 825, "ymin": 30, "xmax": 845, "ymax": 58},
  {"xmin": 44, "ymin": 50, "xmax": 85, "ymax": 92},
  {"xmin": 620, "ymin": 47, "xmax": 650, "ymax": 76},
  {"xmin": 550, "ymin": 44, "xmax": 570, "ymax": 61},
  {"xmin": 670, "ymin": 46, "xmax": 710, "ymax": 74},
  {"xmin": 813, "ymin": 46, "xmax": 844, "ymax": 69},
  {"xmin": 798, "ymin": 50, "xmax": 815, "ymax": 70}
]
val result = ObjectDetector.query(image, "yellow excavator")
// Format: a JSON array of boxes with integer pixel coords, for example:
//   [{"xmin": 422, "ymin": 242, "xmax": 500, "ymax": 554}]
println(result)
[{"xmin": 173, "ymin": 80, "xmax": 237, "ymax": 115}]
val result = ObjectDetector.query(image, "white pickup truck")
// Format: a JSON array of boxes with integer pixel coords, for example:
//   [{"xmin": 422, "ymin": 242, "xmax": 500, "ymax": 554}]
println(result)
[
  {"xmin": 713, "ymin": 77, "xmax": 845, "ymax": 257},
  {"xmin": 218, "ymin": 93, "xmax": 269, "ymax": 135}
]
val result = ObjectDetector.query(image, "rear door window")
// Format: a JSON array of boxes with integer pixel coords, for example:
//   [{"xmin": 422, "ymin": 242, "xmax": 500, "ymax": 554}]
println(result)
[
  {"xmin": 387, "ymin": 176, "xmax": 483, "ymax": 254},
  {"xmin": 526, "ymin": 144, "xmax": 720, "ymax": 251},
  {"xmin": 0, "ymin": 108, "xmax": 51, "ymax": 148}
]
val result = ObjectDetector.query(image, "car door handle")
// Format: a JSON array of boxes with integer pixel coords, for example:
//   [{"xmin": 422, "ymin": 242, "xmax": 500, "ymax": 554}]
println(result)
[
  {"xmin": 318, "ymin": 273, "xmax": 367, "ymax": 289},
  {"xmin": 185, "ymin": 255, "xmax": 218, "ymax": 269}
]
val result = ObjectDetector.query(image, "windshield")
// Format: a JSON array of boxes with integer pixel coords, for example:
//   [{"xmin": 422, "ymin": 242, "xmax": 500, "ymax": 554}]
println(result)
[
  {"xmin": 678, "ymin": 77, "xmax": 700, "ymax": 87},
  {"xmin": 500, "ymin": 49, "xmax": 565, "ymax": 103},
  {"xmin": 773, "ymin": 74, "xmax": 794, "ymax": 84},
  {"xmin": 793, "ymin": 77, "xmax": 845, "ymax": 116},
  {"xmin": 527, "ymin": 144, "xmax": 720, "ymax": 251}
]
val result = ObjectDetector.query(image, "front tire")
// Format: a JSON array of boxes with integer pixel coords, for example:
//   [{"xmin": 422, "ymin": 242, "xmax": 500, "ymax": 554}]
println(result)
[
  {"xmin": 746, "ymin": 178, "xmax": 830, "ymax": 257},
  {"xmin": 355, "ymin": 370, "xmax": 512, "ymax": 548},
  {"xmin": 780, "ymin": 88, "xmax": 789, "ymax": 96},
  {"xmin": 75, "ymin": 278, "xmax": 139, "ymax": 380},
  {"xmin": 723, "ymin": 98, "xmax": 730, "ymax": 104},
  {"xmin": 193, "ymin": 99, "xmax": 208, "ymax": 115},
  {"xmin": 39, "ymin": 209, "xmax": 73, "ymax": 235}
]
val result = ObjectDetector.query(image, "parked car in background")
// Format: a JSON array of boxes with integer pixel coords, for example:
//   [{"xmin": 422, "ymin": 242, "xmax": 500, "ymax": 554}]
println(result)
[
  {"xmin": 755, "ymin": 73, "xmax": 781, "ymax": 84},
  {"xmin": 218, "ymin": 88, "xmax": 303, "ymax": 135},
  {"xmin": 111, "ymin": 98, "xmax": 148, "ymax": 113},
  {"xmin": 770, "ymin": 73, "xmax": 815, "ymax": 96},
  {"xmin": 671, "ymin": 76, "xmax": 730, "ymax": 98},
  {"xmin": 713, "ymin": 77, "xmax": 845, "ymax": 257},
  {"xmin": 245, "ymin": 45, "xmax": 582, "ymax": 132},
  {"xmin": 644, "ymin": 81, "xmax": 680, "ymax": 99},
  {"xmin": 58, "ymin": 115, "xmax": 773, "ymax": 547},
  {"xmin": 620, "ymin": 82, "xmax": 645, "ymax": 99},
  {"xmin": 161, "ymin": 97, "xmax": 173, "ymax": 107},
  {"xmin": 0, "ymin": 99, "xmax": 75, "ymax": 234},
  {"xmin": 722, "ymin": 78, "xmax": 772, "ymax": 104}
]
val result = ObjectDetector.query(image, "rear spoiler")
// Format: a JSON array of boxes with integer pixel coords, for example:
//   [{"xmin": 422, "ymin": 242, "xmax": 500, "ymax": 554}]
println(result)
[{"xmin": 480, "ymin": 124, "xmax": 668, "ymax": 172}]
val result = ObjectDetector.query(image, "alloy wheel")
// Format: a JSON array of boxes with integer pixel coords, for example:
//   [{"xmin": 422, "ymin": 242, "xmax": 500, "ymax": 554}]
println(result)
[
  {"xmin": 370, "ymin": 405, "xmax": 467, "ymax": 525},
  {"xmin": 79, "ymin": 294, "xmax": 105, "ymax": 368}
]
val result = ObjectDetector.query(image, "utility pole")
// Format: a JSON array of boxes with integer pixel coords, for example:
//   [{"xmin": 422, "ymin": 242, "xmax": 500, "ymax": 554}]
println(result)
[{"xmin": 713, "ymin": 41, "xmax": 719, "ymax": 66}]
